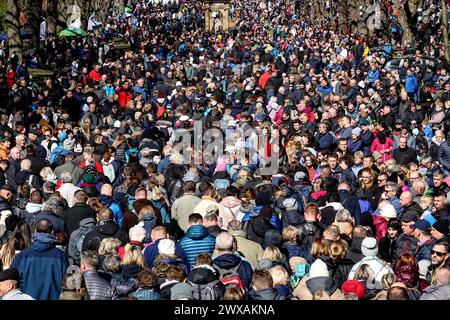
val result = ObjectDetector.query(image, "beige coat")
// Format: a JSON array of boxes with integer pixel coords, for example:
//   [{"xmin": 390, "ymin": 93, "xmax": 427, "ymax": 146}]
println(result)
[{"xmin": 229, "ymin": 229, "xmax": 264, "ymax": 268}]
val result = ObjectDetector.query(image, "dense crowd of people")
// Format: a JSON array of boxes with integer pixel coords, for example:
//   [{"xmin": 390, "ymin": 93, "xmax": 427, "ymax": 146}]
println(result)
[{"xmin": 0, "ymin": 0, "xmax": 449, "ymax": 300}]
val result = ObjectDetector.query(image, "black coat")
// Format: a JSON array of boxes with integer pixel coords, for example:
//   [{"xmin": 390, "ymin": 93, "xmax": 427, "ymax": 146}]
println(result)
[
  {"xmin": 246, "ymin": 216, "xmax": 274, "ymax": 245},
  {"xmin": 297, "ymin": 220, "xmax": 324, "ymax": 249},
  {"xmin": 345, "ymin": 237, "xmax": 364, "ymax": 264},
  {"xmin": 332, "ymin": 258, "xmax": 355, "ymax": 288},
  {"xmin": 62, "ymin": 203, "xmax": 97, "ymax": 236},
  {"xmin": 378, "ymin": 235, "xmax": 397, "ymax": 263},
  {"xmin": 82, "ymin": 221, "xmax": 129, "ymax": 252},
  {"xmin": 393, "ymin": 147, "xmax": 418, "ymax": 165}
]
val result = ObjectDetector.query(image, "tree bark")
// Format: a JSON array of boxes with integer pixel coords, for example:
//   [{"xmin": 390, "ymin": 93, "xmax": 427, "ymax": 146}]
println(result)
[
  {"xmin": 46, "ymin": 0, "xmax": 57, "ymax": 36},
  {"xmin": 391, "ymin": 0, "xmax": 413, "ymax": 44},
  {"xmin": 23, "ymin": 0, "xmax": 43, "ymax": 54},
  {"xmin": 442, "ymin": 0, "xmax": 450, "ymax": 62},
  {"xmin": 6, "ymin": 0, "xmax": 22, "ymax": 61},
  {"xmin": 337, "ymin": 0, "xmax": 349, "ymax": 35}
]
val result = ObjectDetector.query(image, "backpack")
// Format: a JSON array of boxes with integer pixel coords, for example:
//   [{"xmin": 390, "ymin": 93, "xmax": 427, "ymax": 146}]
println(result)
[
  {"xmin": 168, "ymin": 178, "xmax": 184, "ymax": 203},
  {"xmin": 49, "ymin": 143, "xmax": 68, "ymax": 168},
  {"xmin": 191, "ymin": 280, "xmax": 223, "ymax": 300},
  {"xmin": 214, "ymin": 178, "xmax": 230, "ymax": 191},
  {"xmin": 71, "ymin": 226, "xmax": 95, "ymax": 265},
  {"xmin": 213, "ymin": 261, "xmax": 241, "ymax": 280}
]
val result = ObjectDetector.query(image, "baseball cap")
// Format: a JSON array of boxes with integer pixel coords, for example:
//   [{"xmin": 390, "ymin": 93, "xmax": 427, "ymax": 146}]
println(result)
[
  {"xmin": 410, "ymin": 219, "xmax": 431, "ymax": 232},
  {"xmin": 0, "ymin": 267, "xmax": 20, "ymax": 282}
]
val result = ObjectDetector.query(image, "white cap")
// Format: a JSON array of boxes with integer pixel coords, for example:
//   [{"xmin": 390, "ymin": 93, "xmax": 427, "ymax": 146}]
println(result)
[
  {"xmin": 380, "ymin": 204, "xmax": 397, "ymax": 219},
  {"xmin": 113, "ymin": 120, "xmax": 121, "ymax": 128},
  {"xmin": 86, "ymin": 96, "xmax": 94, "ymax": 104},
  {"xmin": 309, "ymin": 259, "xmax": 329, "ymax": 278}
]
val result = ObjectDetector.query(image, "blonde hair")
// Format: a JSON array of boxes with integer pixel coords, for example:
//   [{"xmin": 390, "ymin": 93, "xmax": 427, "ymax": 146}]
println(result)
[
  {"xmin": 329, "ymin": 239, "xmax": 348, "ymax": 260},
  {"xmin": 311, "ymin": 238, "xmax": 330, "ymax": 258},
  {"xmin": 138, "ymin": 205, "xmax": 156, "ymax": 221},
  {"xmin": 419, "ymin": 195, "xmax": 433, "ymax": 209},
  {"xmin": 40, "ymin": 166, "xmax": 54, "ymax": 180},
  {"xmin": 261, "ymin": 246, "xmax": 283, "ymax": 261},
  {"xmin": 269, "ymin": 265, "xmax": 289, "ymax": 286},
  {"xmin": 98, "ymin": 238, "xmax": 121, "ymax": 256},
  {"xmin": 123, "ymin": 245, "xmax": 146, "ymax": 268},
  {"xmin": 282, "ymin": 226, "xmax": 298, "ymax": 242}
]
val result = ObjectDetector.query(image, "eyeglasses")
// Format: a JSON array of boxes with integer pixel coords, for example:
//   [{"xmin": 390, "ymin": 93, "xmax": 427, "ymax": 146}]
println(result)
[{"xmin": 431, "ymin": 250, "xmax": 447, "ymax": 257}]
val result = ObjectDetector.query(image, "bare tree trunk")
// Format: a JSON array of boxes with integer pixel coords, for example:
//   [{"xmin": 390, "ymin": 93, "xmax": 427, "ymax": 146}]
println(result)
[
  {"xmin": 46, "ymin": 0, "xmax": 57, "ymax": 36},
  {"xmin": 442, "ymin": 0, "xmax": 450, "ymax": 62},
  {"xmin": 23, "ymin": 0, "xmax": 43, "ymax": 55},
  {"xmin": 6, "ymin": 0, "xmax": 22, "ymax": 61},
  {"xmin": 337, "ymin": 0, "xmax": 349, "ymax": 35},
  {"xmin": 391, "ymin": 0, "xmax": 413, "ymax": 44},
  {"xmin": 348, "ymin": 0, "xmax": 359, "ymax": 34}
]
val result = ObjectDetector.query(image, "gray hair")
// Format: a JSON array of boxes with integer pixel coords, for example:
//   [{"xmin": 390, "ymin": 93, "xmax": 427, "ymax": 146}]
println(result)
[
  {"xmin": 20, "ymin": 159, "xmax": 32, "ymax": 170},
  {"xmin": 102, "ymin": 255, "xmax": 122, "ymax": 273},
  {"xmin": 42, "ymin": 199, "xmax": 64, "ymax": 217},
  {"xmin": 384, "ymin": 181, "xmax": 399, "ymax": 193},
  {"xmin": 61, "ymin": 171, "xmax": 73, "ymax": 183},
  {"xmin": 215, "ymin": 232, "xmax": 234, "ymax": 251},
  {"xmin": 81, "ymin": 250, "xmax": 99, "ymax": 269},
  {"xmin": 335, "ymin": 208, "xmax": 352, "ymax": 223}
]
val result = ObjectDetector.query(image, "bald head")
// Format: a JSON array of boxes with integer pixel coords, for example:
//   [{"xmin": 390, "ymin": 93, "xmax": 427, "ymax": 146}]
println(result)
[
  {"xmin": 436, "ymin": 267, "xmax": 450, "ymax": 285},
  {"xmin": 20, "ymin": 159, "xmax": 32, "ymax": 171},
  {"xmin": 101, "ymin": 183, "xmax": 113, "ymax": 196},
  {"xmin": 399, "ymin": 191, "xmax": 413, "ymax": 207}
]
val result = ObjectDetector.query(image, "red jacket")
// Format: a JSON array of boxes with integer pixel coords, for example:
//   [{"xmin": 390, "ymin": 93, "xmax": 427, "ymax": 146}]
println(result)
[
  {"xmin": 373, "ymin": 214, "xmax": 388, "ymax": 242},
  {"xmin": 117, "ymin": 87, "xmax": 133, "ymax": 108}
]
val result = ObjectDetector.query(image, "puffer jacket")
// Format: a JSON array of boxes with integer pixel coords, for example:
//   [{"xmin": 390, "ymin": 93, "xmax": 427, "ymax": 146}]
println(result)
[
  {"xmin": 111, "ymin": 264, "xmax": 141, "ymax": 297},
  {"xmin": 438, "ymin": 141, "xmax": 450, "ymax": 171},
  {"xmin": 178, "ymin": 225, "xmax": 216, "ymax": 271},
  {"xmin": 82, "ymin": 220, "xmax": 129, "ymax": 252}
]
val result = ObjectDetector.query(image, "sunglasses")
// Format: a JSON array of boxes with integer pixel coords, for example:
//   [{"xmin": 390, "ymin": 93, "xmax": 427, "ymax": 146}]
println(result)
[{"xmin": 431, "ymin": 250, "xmax": 447, "ymax": 257}]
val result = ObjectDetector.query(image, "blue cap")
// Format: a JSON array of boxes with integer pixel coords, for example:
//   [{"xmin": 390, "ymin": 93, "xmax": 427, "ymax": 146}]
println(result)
[{"xmin": 410, "ymin": 219, "xmax": 431, "ymax": 231}]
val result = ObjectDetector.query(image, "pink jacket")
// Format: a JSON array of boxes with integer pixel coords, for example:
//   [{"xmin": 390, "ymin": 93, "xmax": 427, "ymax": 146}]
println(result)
[{"xmin": 370, "ymin": 137, "xmax": 394, "ymax": 163}]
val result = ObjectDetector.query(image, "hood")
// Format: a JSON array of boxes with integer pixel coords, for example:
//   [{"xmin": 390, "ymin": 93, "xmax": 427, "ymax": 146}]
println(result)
[
  {"xmin": 220, "ymin": 196, "xmax": 242, "ymax": 208},
  {"xmin": 306, "ymin": 276, "xmax": 338, "ymax": 296},
  {"xmin": 99, "ymin": 194, "xmax": 115, "ymax": 207},
  {"xmin": 15, "ymin": 171, "xmax": 31, "ymax": 185},
  {"xmin": 31, "ymin": 232, "xmax": 57, "ymax": 251},
  {"xmin": 213, "ymin": 253, "xmax": 242, "ymax": 269},
  {"xmin": 25, "ymin": 202, "xmax": 43, "ymax": 213},
  {"xmin": 249, "ymin": 287, "xmax": 279, "ymax": 300},
  {"xmin": 284, "ymin": 210, "xmax": 302, "ymax": 226},
  {"xmin": 143, "ymin": 213, "xmax": 157, "ymax": 231},
  {"xmin": 186, "ymin": 224, "xmax": 210, "ymax": 240},
  {"xmin": 183, "ymin": 171, "xmax": 200, "ymax": 183},
  {"xmin": 97, "ymin": 221, "xmax": 120, "ymax": 236},
  {"xmin": 79, "ymin": 217, "xmax": 96, "ymax": 229},
  {"xmin": 122, "ymin": 264, "xmax": 143, "ymax": 279},
  {"xmin": 187, "ymin": 266, "xmax": 218, "ymax": 284},
  {"xmin": 349, "ymin": 237, "xmax": 364, "ymax": 253}
]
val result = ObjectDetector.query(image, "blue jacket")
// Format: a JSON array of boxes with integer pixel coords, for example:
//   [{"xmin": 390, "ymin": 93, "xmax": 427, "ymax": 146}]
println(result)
[
  {"xmin": 178, "ymin": 225, "xmax": 216, "ymax": 271},
  {"xmin": 367, "ymin": 69, "xmax": 380, "ymax": 85},
  {"xmin": 34, "ymin": 211, "xmax": 67, "ymax": 234},
  {"xmin": 213, "ymin": 253, "xmax": 253, "ymax": 291},
  {"xmin": 281, "ymin": 243, "xmax": 308, "ymax": 261},
  {"xmin": 143, "ymin": 238, "xmax": 188, "ymax": 269},
  {"xmin": 99, "ymin": 194, "xmax": 123, "ymax": 228},
  {"xmin": 315, "ymin": 131, "xmax": 335, "ymax": 150},
  {"xmin": 157, "ymin": 157, "xmax": 171, "ymax": 174},
  {"xmin": 242, "ymin": 205, "xmax": 282, "ymax": 232},
  {"xmin": 11, "ymin": 233, "xmax": 68, "ymax": 300},
  {"xmin": 405, "ymin": 75, "xmax": 418, "ymax": 93}
]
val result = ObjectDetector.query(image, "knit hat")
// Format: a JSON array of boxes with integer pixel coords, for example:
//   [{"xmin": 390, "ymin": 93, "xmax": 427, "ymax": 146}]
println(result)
[
  {"xmin": 351, "ymin": 127, "xmax": 362, "ymax": 137},
  {"xmin": 380, "ymin": 204, "xmax": 397, "ymax": 219},
  {"xmin": 170, "ymin": 283, "xmax": 193, "ymax": 300},
  {"xmin": 361, "ymin": 237, "xmax": 378, "ymax": 257},
  {"xmin": 294, "ymin": 171, "xmax": 306, "ymax": 182},
  {"xmin": 82, "ymin": 173, "xmax": 95, "ymax": 184},
  {"xmin": 129, "ymin": 225, "xmax": 146, "ymax": 242},
  {"xmin": 341, "ymin": 280, "xmax": 365, "ymax": 299},
  {"xmin": 158, "ymin": 239, "xmax": 176, "ymax": 256},
  {"xmin": 432, "ymin": 219, "xmax": 449, "ymax": 236},
  {"xmin": 309, "ymin": 259, "xmax": 329, "ymax": 278}
]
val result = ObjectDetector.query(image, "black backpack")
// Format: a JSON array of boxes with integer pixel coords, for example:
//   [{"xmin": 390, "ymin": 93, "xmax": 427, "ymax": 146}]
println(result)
[{"xmin": 190, "ymin": 280, "xmax": 224, "ymax": 300}]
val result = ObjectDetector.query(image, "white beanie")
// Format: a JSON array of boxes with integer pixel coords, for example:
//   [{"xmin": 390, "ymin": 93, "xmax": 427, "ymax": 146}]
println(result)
[
  {"xmin": 129, "ymin": 225, "xmax": 146, "ymax": 242},
  {"xmin": 380, "ymin": 204, "xmax": 397, "ymax": 219},
  {"xmin": 361, "ymin": 237, "xmax": 378, "ymax": 257},
  {"xmin": 113, "ymin": 120, "xmax": 121, "ymax": 128},
  {"xmin": 309, "ymin": 259, "xmax": 329, "ymax": 278},
  {"xmin": 158, "ymin": 239, "xmax": 176, "ymax": 256}
]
